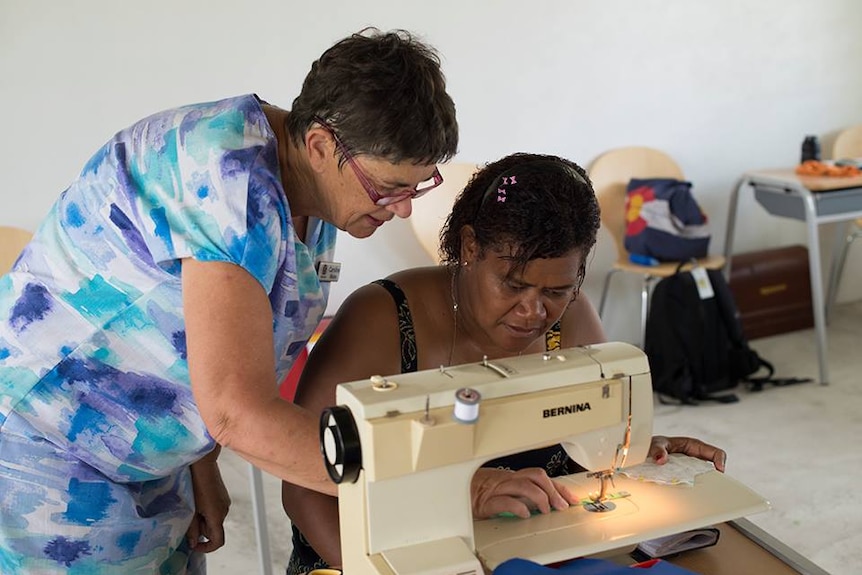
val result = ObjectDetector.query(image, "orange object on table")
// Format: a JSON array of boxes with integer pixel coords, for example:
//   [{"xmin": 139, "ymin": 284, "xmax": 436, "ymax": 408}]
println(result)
[{"xmin": 795, "ymin": 160, "xmax": 861, "ymax": 177}]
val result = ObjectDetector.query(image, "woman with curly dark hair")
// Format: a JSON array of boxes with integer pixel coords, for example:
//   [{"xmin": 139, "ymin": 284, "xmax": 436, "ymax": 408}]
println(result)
[{"xmin": 282, "ymin": 153, "xmax": 726, "ymax": 573}]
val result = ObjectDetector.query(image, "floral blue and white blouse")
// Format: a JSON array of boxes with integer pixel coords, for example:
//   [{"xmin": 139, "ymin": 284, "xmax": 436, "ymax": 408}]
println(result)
[{"xmin": 0, "ymin": 94, "xmax": 336, "ymax": 574}]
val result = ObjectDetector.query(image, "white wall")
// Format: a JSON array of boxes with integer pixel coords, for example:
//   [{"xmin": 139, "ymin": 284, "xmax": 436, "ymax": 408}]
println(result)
[{"xmin": 2, "ymin": 0, "xmax": 861, "ymax": 343}]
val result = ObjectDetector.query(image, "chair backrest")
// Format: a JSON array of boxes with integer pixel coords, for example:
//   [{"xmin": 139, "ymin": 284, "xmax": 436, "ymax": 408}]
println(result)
[
  {"xmin": 833, "ymin": 124, "xmax": 862, "ymax": 159},
  {"xmin": 408, "ymin": 162, "xmax": 479, "ymax": 263},
  {"xmin": 588, "ymin": 147, "xmax": 684, "ymax": 261},
  {"xmin": 0, "ymin": 225, "xmax": 33, "ymax": 274}
]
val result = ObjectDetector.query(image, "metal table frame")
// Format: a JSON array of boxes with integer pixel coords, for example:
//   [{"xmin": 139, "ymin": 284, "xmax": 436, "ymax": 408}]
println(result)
[
  {"xmin": 593, "ymin": 517, "xmax": 829, "ymax": 574},
  {"xmin": 727, "ymin": 518, "xmax": 831, "ymax": 575},
  {"xmin": 723, "ymin": 169, "xmax": 862, "ymax": 384}
]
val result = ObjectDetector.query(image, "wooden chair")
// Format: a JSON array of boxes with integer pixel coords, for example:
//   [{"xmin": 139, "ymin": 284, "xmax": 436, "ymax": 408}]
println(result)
[
  {"xmin": 0, "ymin": 225, "xmax": 33, "ymax": 274},
  {"xmin": 825, "ymin": 124, "xmax": 862, "ymax": 318},
  {"xmin": 589, "ymin": 147, "xmax": 725, "ymax": 346},
  {"xmin": 408, "ymin": 162, "xmax": 480, "ymax": 263}
]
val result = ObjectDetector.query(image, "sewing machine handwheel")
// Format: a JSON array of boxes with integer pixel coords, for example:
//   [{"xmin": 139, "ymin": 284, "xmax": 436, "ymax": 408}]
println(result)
[{"xmin": 319, "ymin": 405, "xmax": 362, "ymax": 484}]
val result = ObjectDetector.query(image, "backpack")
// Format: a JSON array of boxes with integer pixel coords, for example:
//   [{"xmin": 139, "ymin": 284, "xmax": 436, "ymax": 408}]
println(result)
[
  {"xmin": 624, "ymin": 178, "xmax": 711, "ymax": 262},
  {"xmin": 644, "ymin": 263, "xmax": 802, "ymax": 405}
]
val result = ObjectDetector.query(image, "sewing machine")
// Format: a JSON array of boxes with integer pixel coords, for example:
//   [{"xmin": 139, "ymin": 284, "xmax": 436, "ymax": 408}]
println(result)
[{"xmin": 320, "ymin": 342, "xmax": 769, "ymax": 574}]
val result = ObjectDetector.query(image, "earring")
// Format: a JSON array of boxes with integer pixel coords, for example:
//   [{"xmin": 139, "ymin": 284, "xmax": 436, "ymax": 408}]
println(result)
[{"xmin": 462, "ymin": 261, "xmax": 469, "ymax": 267}]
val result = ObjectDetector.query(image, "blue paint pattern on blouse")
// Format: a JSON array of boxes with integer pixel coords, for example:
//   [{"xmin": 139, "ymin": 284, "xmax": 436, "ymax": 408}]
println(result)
[{"xmin": 0, "ymin": 94, "xmax": 338, "ymax": 573}]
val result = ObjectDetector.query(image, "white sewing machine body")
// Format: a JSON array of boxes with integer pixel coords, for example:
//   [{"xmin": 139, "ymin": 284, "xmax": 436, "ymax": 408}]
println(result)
[{"xmin": 326, "ymin": 342, "xmax": 768, "ymax": 574}]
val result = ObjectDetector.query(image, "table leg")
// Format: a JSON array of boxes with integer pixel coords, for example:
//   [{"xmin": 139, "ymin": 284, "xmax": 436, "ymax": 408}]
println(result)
[
  {"xmin": 725, "ymin": 176, "xmax": 830, "ymax": 384},
  {"xmin": 722, "ymin": 176, "xmax": 747, "ymax": 280},
  {"xmin": 801, "ymin": 193, "xmax": 829, "ymax": 385},
  {"xmin": 825, "ymin": 221, "xmax": 853, "ymax": 323}
]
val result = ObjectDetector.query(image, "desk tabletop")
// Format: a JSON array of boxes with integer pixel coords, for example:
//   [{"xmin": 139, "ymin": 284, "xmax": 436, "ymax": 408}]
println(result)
[
  {"xmin": 596, "ymin": 520, "xmax": 830, "ymax": 575},
  {"xmin": 746, "ymin": 168, "xmax": 862, "ymax": 192}
]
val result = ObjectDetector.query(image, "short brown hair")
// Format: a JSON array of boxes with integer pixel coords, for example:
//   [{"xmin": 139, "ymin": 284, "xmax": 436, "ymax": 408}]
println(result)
[{"xmin": 287, "ymin": 28, "xmax": 459, "ymax": 165}]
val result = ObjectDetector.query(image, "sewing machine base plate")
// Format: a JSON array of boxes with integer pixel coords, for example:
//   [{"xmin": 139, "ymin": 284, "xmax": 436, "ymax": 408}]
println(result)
[{"xmin": 473, "ymin": 469, "xmax": 769, "ymax": 570}]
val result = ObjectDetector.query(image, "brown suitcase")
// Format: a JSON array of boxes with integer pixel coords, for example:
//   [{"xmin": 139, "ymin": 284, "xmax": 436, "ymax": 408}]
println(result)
[{"xmin": 728, "ymin": 245, "xmax": 814, "ymax": 340}]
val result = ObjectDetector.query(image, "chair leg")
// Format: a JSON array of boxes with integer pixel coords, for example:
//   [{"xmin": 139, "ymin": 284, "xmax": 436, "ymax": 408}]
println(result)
[
  {"xmin": 249, "ymin": 463, "xmax": 273, "ymax": 575},
  {"xmin": 826, "ymin": 223, "xmax": 861, "ymax": 321},
  {"xmin": 599, "ymin": 269, "xmax": 621, "ymax": 319},
  {"xmin": 640, "ymin": 276, "xmax": 654, "ymax": 348}
]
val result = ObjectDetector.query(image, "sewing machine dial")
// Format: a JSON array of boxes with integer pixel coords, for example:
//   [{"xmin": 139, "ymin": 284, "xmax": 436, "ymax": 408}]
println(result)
[{"xmin": 319, "ymin": 406, "xmax": 362, "ymax": 484}]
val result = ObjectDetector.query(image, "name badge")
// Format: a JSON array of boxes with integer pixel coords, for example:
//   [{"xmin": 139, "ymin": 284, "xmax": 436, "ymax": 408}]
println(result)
[
  {"xmin": 691, "ymin": 266, "xmax": 714, "ymax": 300},
  {"xmin": 317, "ymin": 261, "xmax": 341, "ymax": 282}
]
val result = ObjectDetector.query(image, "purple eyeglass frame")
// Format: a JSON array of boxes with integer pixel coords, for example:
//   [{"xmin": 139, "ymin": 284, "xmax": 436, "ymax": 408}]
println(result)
[{"xmin": 313, "ymin": 116, "xmax": 443, "ymax": 206}]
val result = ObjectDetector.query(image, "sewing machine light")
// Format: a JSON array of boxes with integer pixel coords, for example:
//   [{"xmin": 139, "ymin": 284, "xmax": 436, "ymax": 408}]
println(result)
[{"xmin": 319, "ymin": 406, "xmax": 362, "ymax": 484}]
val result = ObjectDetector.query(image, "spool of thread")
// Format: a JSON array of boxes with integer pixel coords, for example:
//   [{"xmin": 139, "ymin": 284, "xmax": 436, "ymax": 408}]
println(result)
[{"xmin": 453, "ymin": 387, "xmax": 481, "ymax": 423}]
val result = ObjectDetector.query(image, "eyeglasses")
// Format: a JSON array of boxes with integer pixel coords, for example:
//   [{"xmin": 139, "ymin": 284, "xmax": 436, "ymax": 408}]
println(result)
[{"xmin": 313, "ymin": 116, "xmax": 443, "ymax": 206}]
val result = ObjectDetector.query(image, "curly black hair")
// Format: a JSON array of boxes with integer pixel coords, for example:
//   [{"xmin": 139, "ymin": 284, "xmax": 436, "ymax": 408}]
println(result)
[
  {"xmin": 439, "ymin": 153, "xmax": 600, "ymax": 291},
  {"xmin": 286, "ymin": 28, "xmax": 458, "ymax": 165}
]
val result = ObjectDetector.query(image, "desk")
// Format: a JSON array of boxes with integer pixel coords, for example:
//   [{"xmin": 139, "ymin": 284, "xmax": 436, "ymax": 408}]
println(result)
[
  {"xmin": 599, "ymin": 519, "xmax": 829, "ymax": 575},
  {"xmin": 723, "ymin": 169, "xmax": 862, "ymax": 384}
]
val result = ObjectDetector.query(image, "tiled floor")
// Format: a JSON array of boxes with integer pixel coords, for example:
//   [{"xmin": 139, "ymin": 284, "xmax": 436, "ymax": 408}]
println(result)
[{"xmin": 208, "ymin": 302, "xmax": 862, "ymax": 575}]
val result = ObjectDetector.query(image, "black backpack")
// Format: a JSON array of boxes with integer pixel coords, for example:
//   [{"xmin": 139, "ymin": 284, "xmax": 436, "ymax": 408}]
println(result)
[{"xmin": 644, "ymin": 264, "xmax": 807, "ymax": 405}]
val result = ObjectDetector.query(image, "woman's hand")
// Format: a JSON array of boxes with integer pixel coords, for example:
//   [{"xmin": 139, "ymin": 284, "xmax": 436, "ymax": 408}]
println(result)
[
  {"xmin": 648, "ymin": 435, "xmax": 727, "ymax": 472},
  {"xmin": 471, "ymin": 467, "xmax": 580, "ymax": 519},
  {"xmin": 187, "ymin": 448, "xmax": 231, "ymax": 553}
]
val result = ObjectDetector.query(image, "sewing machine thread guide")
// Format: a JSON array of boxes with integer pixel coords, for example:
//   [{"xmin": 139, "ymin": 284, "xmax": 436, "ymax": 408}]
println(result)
[{"xmin": 480, "ymin": 355, "xmax": 515, "ymax": 378}]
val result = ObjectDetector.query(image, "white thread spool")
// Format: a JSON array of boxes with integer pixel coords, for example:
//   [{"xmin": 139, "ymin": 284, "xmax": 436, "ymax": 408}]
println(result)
[{"xmin": 453, "ymin": 387, "xmax": 481, "ymax": 423}]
